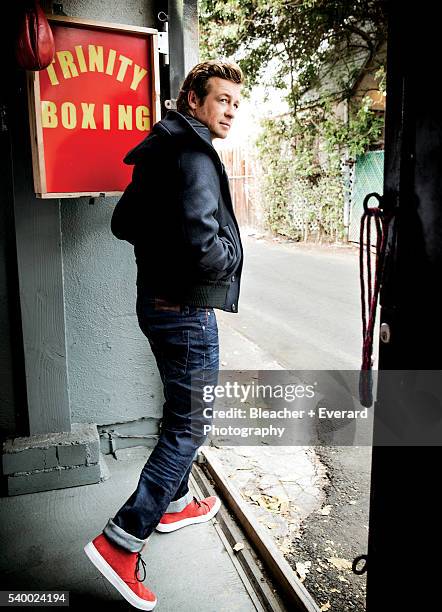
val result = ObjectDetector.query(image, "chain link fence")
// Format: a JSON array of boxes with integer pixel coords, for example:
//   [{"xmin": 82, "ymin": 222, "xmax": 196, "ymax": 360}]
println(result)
[{"xmin": 348, "ymin": 151, "xmax": 384, "ymax": 244}]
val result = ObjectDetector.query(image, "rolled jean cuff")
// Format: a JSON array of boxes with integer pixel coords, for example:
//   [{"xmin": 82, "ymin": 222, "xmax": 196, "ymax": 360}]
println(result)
[
  {"xmin": 165, "ymin": 490, "xmax": 193, "ymax": 513},
  {"xmin": 103, "ymin": 518, "xmax": 148, "ymax": 553}
]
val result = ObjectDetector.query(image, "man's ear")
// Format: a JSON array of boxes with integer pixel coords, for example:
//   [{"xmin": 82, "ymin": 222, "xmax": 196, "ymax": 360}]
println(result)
[{"xmin": 187, "ymin": 90, "xmax": 198, "ymax": 111}]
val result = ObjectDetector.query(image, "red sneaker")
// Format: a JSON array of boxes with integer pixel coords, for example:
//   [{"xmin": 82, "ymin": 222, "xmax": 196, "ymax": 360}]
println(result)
[
  {"xmin": 84, "ymin": 534, "xmax": 157, "ymax": 610},
  {"xmin": 156, "ymin": 496, "xmax": 221, "ymax": 533}
]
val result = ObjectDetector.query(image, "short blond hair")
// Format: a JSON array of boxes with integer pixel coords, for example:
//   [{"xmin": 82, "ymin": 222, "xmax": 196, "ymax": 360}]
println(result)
[{"xmin": 176, "ymin": 60, "xmax": 244, "ymax": 114}]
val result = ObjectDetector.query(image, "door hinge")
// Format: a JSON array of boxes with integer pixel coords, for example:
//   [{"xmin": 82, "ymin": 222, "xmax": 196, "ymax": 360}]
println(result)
[{"xmin": 158, "ymin": 31, "xmax": 169, "ymax": 56}]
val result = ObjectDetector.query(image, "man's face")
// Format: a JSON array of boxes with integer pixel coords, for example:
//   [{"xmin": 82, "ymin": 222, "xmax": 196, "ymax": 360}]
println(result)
[{"xmin": 188, "ymin": 77, "xmax": 241, "ymax": 140}]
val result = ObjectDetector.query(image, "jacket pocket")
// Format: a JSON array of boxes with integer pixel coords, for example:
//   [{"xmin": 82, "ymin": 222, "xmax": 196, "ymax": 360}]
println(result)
[{"xmin": 221, "ymin": 225, "xmax": 238, "ymax": 255}]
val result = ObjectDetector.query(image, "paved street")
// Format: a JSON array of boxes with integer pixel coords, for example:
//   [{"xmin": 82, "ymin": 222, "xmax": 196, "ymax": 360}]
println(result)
[{"xmin": 218, "ymin": 235, "xmax": 364, "ymax": 370}]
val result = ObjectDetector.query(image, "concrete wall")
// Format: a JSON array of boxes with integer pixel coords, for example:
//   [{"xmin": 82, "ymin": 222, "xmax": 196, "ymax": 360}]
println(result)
[{"xmin": 59, "ymin": 0, "xmax": 162, "ymax": 427}]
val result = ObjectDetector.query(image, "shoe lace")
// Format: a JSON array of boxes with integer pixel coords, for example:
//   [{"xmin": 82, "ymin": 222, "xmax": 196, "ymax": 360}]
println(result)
[
  {"xmin": 135, "ymin": 552, "xmax": 147, "ymax": 583},
  {"xmin": 193, "ymin": 496, "xmax": 210, "ymax": 511}
]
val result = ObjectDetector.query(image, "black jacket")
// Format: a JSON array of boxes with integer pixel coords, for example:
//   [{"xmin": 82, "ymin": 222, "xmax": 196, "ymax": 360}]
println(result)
[{"xmin": 111, "ymin": 110, "xmax": 243, "ymax": 313}]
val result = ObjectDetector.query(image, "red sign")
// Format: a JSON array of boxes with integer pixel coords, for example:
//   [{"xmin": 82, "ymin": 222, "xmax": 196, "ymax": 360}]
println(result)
[{"xmin": 28, "ymin": 17, "xmax": 160, "ymax": 197}]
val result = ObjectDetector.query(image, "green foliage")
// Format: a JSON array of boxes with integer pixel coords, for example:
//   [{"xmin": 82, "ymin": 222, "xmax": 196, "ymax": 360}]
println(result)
[
  {"xmin": 256, "ymin": 96, "xmax": 383, "ymax": 241},
  {"xmin": 199, "ymin": 0, "xmax": 387, "ymax": 241},
  {"xmin": 255, "ymin": 118, "xmax": 301, "ymax": 239},
  {"xmin": 256, "ymin": 113, "xmax": 347, "ymax": 241},
  {"xmin": 323, "ymin": 97, "xmax": 384, "ymax": 159},
  {"xmin": 200, "ymin": 0, "xmax": 387, "ymax": 97}
]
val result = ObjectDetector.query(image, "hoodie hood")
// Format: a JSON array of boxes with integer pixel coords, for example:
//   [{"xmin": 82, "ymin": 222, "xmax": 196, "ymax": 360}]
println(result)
[{"xmin": 123, "ymin": 110, "xmax": 220, "ymax": 169}]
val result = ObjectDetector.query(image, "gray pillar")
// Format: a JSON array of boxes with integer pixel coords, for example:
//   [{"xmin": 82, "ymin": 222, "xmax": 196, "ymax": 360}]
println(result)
[
  {"xmin": 168, "ymin": 0, "xmax": 199, "ymax": 99},
  {"xmin": 11, "ymin": 69, "xmax": 71, "ymax": 436}
]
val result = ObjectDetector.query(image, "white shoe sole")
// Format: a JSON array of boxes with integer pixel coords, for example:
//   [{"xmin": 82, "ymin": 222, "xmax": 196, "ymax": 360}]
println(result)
[
  {"xmin": 155, "ymin": 497, "xmax": 221, "ymax": 533},
  {"xmin": 84, "ymin": 541, "xmax": 157, "ymax": 610}
]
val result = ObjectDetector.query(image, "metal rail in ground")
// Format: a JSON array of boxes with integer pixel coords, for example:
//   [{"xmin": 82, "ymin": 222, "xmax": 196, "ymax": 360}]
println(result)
[
  {"xmin": 190, "ymin": 466, "xmax": 281, "ymax": 612},
  {"xmin": 194, "ymin": 448, "xmax": 321, "ymax": 612}
]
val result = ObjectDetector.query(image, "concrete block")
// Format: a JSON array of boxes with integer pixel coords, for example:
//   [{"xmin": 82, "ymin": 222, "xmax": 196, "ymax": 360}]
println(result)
[
  {"xmin": 2, "ymin": 446, "xmax": 58, "ymax": 475},
  {"xmin": 2, "ymin": 423, "xmax": 100, "ymax": 455},
  {"xmin": 86, "ymin": 439, "xmax": 100, "ymax": 465},
  {"xmin": 2, "ymin": 423, "xmax": 100, "ymax": 469},
  {"xmin": 57, "ymin": 443, "xmax": 88, "ymax": 467},
  {"xmin": 1, "ymin": 424, "xmax": 102, "ymax": 495},
  {"xmin": 6, "ymin": 464, "xmax": 102, "ymax": 496}
]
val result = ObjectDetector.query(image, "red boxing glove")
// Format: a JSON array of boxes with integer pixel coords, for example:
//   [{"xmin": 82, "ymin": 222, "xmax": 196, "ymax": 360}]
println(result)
[{"xmin": 16, "ymin": 1, "xmax": 55, "ymax": 71}]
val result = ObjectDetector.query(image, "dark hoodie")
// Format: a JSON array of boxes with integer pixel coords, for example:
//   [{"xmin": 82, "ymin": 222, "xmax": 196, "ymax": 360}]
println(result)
[{"xmin": 111, "ymin": 110, "xmax": 243, "ymax": 312}]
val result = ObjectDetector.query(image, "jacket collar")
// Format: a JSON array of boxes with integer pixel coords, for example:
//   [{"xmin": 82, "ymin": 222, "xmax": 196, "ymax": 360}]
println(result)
[
  {"xmin": 158, "ymin": 110, "xmax": 211, "ymax": 142},
  {"xmin": 123, "ymin": 111, "xmax": 224, "ymax": 174},
  {"xmin": 181, "ymin": 113, "xmax": 213, "ymax": 146},
  {"xmin": 156, "ymin": 111, "xmax": 223, "ymax": 172}
]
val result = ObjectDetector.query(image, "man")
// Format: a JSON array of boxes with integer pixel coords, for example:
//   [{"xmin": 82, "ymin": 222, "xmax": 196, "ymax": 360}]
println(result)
[{"xmin": 84, "ymin": 60, "xmax": 244, "ymax": 610}]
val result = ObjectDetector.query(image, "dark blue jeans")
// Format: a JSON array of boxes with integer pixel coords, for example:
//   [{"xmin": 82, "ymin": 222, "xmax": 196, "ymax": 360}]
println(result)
[{"xmin": 103, "ymin": 294, "xmax": 219, "ymax": 553}]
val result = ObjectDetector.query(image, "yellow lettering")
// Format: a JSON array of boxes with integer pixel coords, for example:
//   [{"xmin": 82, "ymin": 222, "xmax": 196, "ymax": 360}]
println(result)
[
  {"xmin": 61, "ymin": 102, "xmax": 76, "ymax": 129},
  {"xmin": 105, "ymin": 49, "xmax": 117, "ymax": 75},
  {"xmin": 46, "ymin": 61, "xmax": 59, "ymax": 86},
  {"xmin": 103, "ymin": 104, "xmax": 111, "ymax": 130},
  {"xmin": 116, "ymin": 55, "xmax": 133, "ymax": 82},
  {"xmin": 81, "ymin": 103, "xmax": 96, "ymax": 129},
  {"xmin": 118, "ymin": 105, "xmax": 132, "ymax": 130},
  {"xmin": 41, "ymin": 102, "xmax": 149, "ymax": 131},
  {"xmin": 75, "ymin": 46, "xmax": 88, "ymax": 73},
  {"xmin": 41, "ymin": 101, "xmax": 58, "ymax": 128},
  {"xmin": 56, "ymin": 51, "xmax": 79, "ymax": 79},
  {"xmin": 136, "ymin": 106, "xmax": 150, "ymax": 131},
  {"xmin": 130, "ymin": 65, "xmax": 148, "ymax": 91},
  {"xmin": 88, "ymin": 45, "xmax": 104, "ymax": 72}
]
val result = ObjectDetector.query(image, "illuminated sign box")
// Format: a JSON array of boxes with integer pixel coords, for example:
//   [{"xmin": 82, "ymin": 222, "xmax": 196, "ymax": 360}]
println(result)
[{"xmin": 27, "ymin": 15, "xmax": 160, "ymax": 198}]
